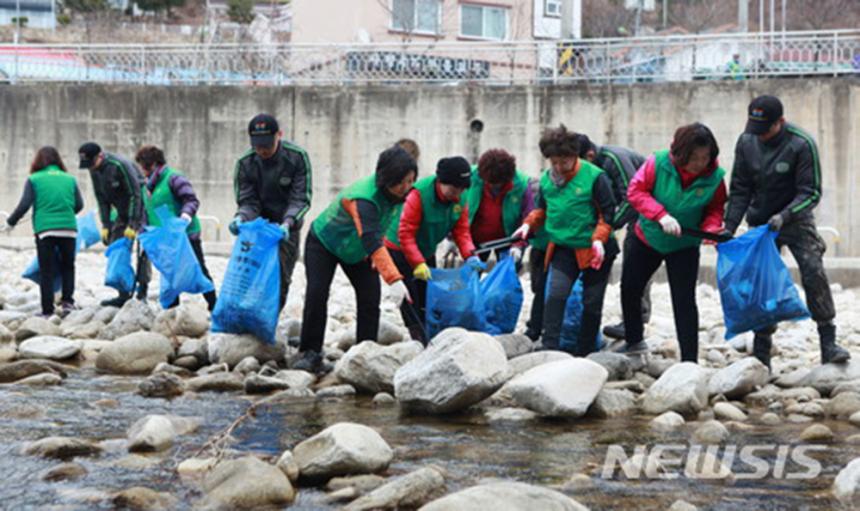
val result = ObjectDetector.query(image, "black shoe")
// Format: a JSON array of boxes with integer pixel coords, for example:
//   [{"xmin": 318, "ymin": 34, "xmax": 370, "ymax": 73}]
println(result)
[
  {"xmin": 101, "ymin": 292, "xmax": 130, "ymax": 308},
  {"xmin": 614, "ymin": 340, "xmax": 649, "ymax": 355},
  {"xmin": 753, "ymin": 333, "xmax": 772, "ymax": 371},
  {"xmin": 58, "ymin": 301, "xmax": 77, "ymax": 319},
  {"xmin": 524, "ymin": 328, "xmax": 541, "ymax": 342},
  {"xmin": 136, "ymin": 285, "xmax": 148, "ymax": 301},
  {"xmin": 820, "ymin": 322, "xmax": 851, "ymax": 364},
  {"xmin": 603, "ymin": 322, "xmax": 626, "ymax": 340},
  {"xmin": 292, "ymin": 351, "xmax": 323, "ymax": 372}
]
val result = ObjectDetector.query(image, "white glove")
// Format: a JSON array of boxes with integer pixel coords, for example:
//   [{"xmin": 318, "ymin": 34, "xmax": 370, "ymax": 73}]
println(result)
[
  {"xmin": 512, "ymin": 224, "xmax": 530, "ymax": 240},
  {"xmin": 0, "ymin": 221, "xmax": 11, "ymax": 233},
  {"xmin": 389, "ymin": 280, "xmax": 412, "ymax": 306},
  {"xmin": 440, "ymin": 238, "xmax": 457, "ymax": 257},
  {"xmin": 659, "ymin": 214, "xmax": 682, "ymax": 237},
  {"xmin": 590, "ymin": 241, "xmax": 605, "ymax": 270},
  {"xmin": 179, "ymin": 213, "xmax": 192, "ymax": 224},
  {"xmin": 509, "ymin": 246, "xmax": 523, "ymax": 263}
]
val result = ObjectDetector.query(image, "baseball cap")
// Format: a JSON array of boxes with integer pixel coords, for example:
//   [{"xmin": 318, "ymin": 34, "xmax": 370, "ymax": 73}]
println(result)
[
  {"xmin": 436, "ymin": 156, "xmax": 472, "ymax": 189},
  {"xmin": 745, "ymin": 95, "xmax": 783, "ymax": 135},
  {"xmin": 248, "ymin": 114, "xmax": 279, "ymax": 148},
  {"xmin": 78, "ymin": 142, "xmax": 102, "ymax": 169}
]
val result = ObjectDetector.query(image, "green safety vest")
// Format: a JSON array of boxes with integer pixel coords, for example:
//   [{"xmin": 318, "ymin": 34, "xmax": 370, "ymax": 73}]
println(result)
[
  {"xmin": 144, "ymin": 166, "xmax": 201, "ymax": 235},
  {"xmin": 540, "ymin": 160, "xmax": 604, "ymax": 249},
  {"xmin": 465, "ymin": 166, "xmax": 529, "ymax": 237},
  {"xmin": 638, "ymin": 150, "xmax": 726, "ymax": 254},
  {"xmin": 386, "ymin": 175, "xmax": 466, "ymax": 261},
  {"xmin": 29, "ymin": 165, "xmax": 78, "ymax": 234},
  {"xmin": 312, "ymin": 174, "xmax": 400, "ymax": 264}
]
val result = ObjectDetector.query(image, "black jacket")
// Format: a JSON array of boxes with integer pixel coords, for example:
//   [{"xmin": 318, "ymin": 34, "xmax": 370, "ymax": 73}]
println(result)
[
  {"xmin": 89, "ymin": 151, "xmax": 145, "ymax": 230},
  {"xmin": 593, "ymin": 145, "xmax": 646, "ymax": 229},
  {"xmin": 725, "ymin": 123, "xmax": 822, "ymax": 232},
  {"xmin": 233, "ymin": 141, "xmax": 313, "ymax": 229}
]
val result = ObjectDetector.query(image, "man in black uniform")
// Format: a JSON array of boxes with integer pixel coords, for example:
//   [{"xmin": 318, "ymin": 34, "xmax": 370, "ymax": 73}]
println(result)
[
  {"xmin": 724, "ymin": 95, "xmax": 850, "ymax": 368},
  {"xmin": 79, "ymin": 142, "xmax": 150, "ymax": 307},
  {"xmin": 230, "ymin": 113, "xmax": 313, "ymax": 311}
]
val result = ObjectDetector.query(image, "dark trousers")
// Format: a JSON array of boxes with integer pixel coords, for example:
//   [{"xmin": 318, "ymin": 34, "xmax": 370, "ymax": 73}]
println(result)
[
  {"xmin": 109, "ymin": 225, "xmax": 151, "ymax": 297},
  {"xmin": 391, "ymin": 249, "xmax": 433, "ymax": 342},
  {"xmin": 526, "ymin": 248, "xmax": 547, "ymax": 340},
  {"xmin": 168, "ymin": 237, "xmax": 218, "ymax": 311},
  {"xmin": 621, "ymin": 233, "xmax": 700, "ymax": 362},
  {"xmin": 35, "ymin": 236, "xmax": 76, "ymax": 315},
  {"xmin": 542, "ymin": 246, "xmax": 616, "ymax": 355},
  {"xmin": 278, "ymin": 229, "xmax": 301, "ymax": 312},
  {"xmin": 299, "ymin": 230, "xmax": 381, "ymax": 354},
  {"xmin": 623, "ymin": 228, "xmax": 652, "ymax": 324}
]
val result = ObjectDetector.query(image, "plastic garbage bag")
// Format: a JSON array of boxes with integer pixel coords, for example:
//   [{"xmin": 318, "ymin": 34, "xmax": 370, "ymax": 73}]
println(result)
[
  {"xmin": 717, "ymin": 225, "xmax": 810, "ymax": 339},
  {"xmin": 104, "ymin": 237, "xmax": 135, "ymax": 294},
  {"xmin": 22, "ymin": 211, "xmax": 101, "ymax": 291},
  {"xmin": 426, "ymin": 264, "xmax": 487, "ymax": 339},
  {"xmin": 558, "ymin": 276, "xmax": 604, "ymax": 353},
  {"xmin": 480, "ymin": 254, "xmax": 523, "ymax": 335}
]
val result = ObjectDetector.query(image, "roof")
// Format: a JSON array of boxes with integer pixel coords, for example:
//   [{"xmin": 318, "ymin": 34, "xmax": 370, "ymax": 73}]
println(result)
[{"xmin": 0, "ymin": 0, "xmax": 53, "ymax": 12}]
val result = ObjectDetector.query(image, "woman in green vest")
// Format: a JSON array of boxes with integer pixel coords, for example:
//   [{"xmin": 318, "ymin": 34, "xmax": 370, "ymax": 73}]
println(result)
[
  {"xmin": 3, "ymin": 147, "xmax": 84, "ymax": 317},
  {"xmin": 135, "ymin": 145, "xmax": 217, "ymax": 311},
  {"xmin": 513, "ymin": 125, "xmax": 619, "ymax": 356},
  {"xmin": 294, "ymin": 145, "xmax": 417, "ymax": 373},
  {"xmin": 617, "ymin": 123, "xmax": 728, "ymax": 362}
]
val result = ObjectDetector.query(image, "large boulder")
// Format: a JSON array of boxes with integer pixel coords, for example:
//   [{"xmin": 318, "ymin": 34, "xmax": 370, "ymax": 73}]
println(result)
[
  {"xmin": 127, "ymin": 415, "xmax": 199, "ymax": 452},
  {"xmin": 100, "ymin": 299, "xmax": 156, "ymax": 340},
  {"xmin": 421, "ymin": 481, "xmax": 588, "ymax": 511},
  {"xmin": 335, "ymin": 341, "xmax": 423, "ymax": 394},
  {"xmin": 292, "ymin": 423, "xmax": 393, "ymax": 482},
  {"xmin": 834, "ymin": 458, "xmax": 860, "ymax": 506},
  {"xmin": 507, "ymin": 351, "xmax": 573, "ymax": 377},
  {"xmin": 207, "ymin": 333, "xmax": 285, "ymax": 369},
  {"xmin": 153, "ymin": 304, "xmax": 210, "ymax": 339},
  {"xmin": 22, "ymin": 437, "xmax": 102, "ymax": 459},
  {"xmin": 18, "ymin": 336, "xmax": 81, "ymax": 360},
  {"xmin": 641, "ymin": 362, "xmax": 709, "ymax": 416},
  {"xmin": 344, "ymin": 467, "xmax": 446, "ymax": 511},
  {"xmin": 15, "ymin": 316, "xmax": 62, "ymax": 342},
  {"xmin": 589, "ymin": 388, "xmax": 638, "ymax": 418},
  {"xmin": 708, "ymin": 358, "xmax": 769, "ymax": 398},
  {"xmin": 505, "ymin": 358, "xmax": 608, "ymax": 417},
  {"xmin": 95, "ymin": 332, "xmax": 174, "ymax": 375},
  {"xmin": 203, "ymin": 456, "xmax": 295, "ymax": 509},
  {"xmin": 394, "ymin": 328, "xmax": 508, "ymax": 414},
  {"xmin": 799, "ymin": 361, "xmax": 860, "ymax": 395}
]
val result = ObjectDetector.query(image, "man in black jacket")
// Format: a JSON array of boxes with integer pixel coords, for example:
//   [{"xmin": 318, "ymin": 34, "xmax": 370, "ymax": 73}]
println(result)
[
  {"xmin": 79, "ymin": 142, "xmax": 150, "ymax": 307},
  {"xmin": 230, "ymin": 113, "xmax": 313, "ymax": 311},
  {"xmin": 724, "ymin": 95, "xmax": 850, "ymax": 368}
]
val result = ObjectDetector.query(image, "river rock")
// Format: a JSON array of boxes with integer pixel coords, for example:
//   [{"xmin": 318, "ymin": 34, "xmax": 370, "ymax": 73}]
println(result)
[
  {"xmin": 42, "ymin": 462, "xmax": 87, "ymax": 482},
  {"xmin": 651, "ymin": 411, "xmax": 686, "ymax": 432},
  {"xmin": 112, "ymin": 487, "xmax": 177, "ymax": 510},
  {"xmin": 587, "ymin": 352, "xmax": 633, "ymax": 381},
  {"xmin": 14, "ymin": 316, "xmax": 62, "ymax": 342},
  {"xmin": 693, "ymin": 420, "xmax": 730, "ymax": 444},
  {"xmin": 276, "ymin": 450, "xmax": 300, "ymax": 482},
  {"xmin": 494, "ymin": 334, "xmax": 534, "ymax": 359},
  {"xmin": 273, "ymin": 369, "xmax": 316, "ymax": 389},
  {"xmin": 508, "ymin": 350, "xmax": 572, "ymax": 377},
  {"xmin": 176, "ymin": 338, "xmax": 209, "ymax": 364},
  {"xmin": 0, "ymin": 344, "xmax": 16, "ymax": 363},
  {"xmin": 713, "ymin": 402, "xmax": 748, "ymax": 421},
  {"xmin": 834, "ymin": 458, "xmax": 860, "ymax": 505},
  {"xmin": 799, "ymin": 360, "xmax": 860, "ymax": 395},
  {"xmin": 177, "ymin": 457, "xmax": 217, "ymax": 477},
  {"xmin": 18, "ymin": 336, "xmax": 81, "ymax": 360},
  {"xmin": 153, "ymin": 304, "xmax": 209, "ymax": 339},
  {"xmin": 23, "ymin": 436, "xmax": 102, "ymax": 459},
  {"xmin": 100, "ymin": 299, "xmax": 155, "ymax": 340},
  {"xmin": 186, "ymin": 372, "xmax": 244, "ymax": 392},
  {"xmin": 825, "ymin": 391, "xmax": 860, "ymax": 418},
  {"xmin": 800, "ymin": 423, "xmax": 834, "ymax": 442},
  {"xmin": 245, "ymin": 373, "xmax": 291, "ymax": 394},
  {"xmin": 335, "ymin": 340, "xmax": 423, "ymax": 394},
  {"xmin": 14, "ymin": 372, "xmax": 63, "ymax": 386},
  {"xmin": 373, "ymin": 392, "xmax": 397, "ymax": 406},
  {"xmin": 642, "ymin": 362, "xmax": 709, "ymax": 416},
  {"xmin": 127, "ymin": 415, "xmax": 199, "ymax": 452},
  {"xmin": 0, "ymin": 359, "xmax": 68, "ymax": 383},
  {"xmin": 0, "ymin": 323, "xmax": 13, "ymax": 343},
  {"xmin": 708, "ymin": 358, "xmax": 769, "ymax": 398},
  {"xmin": 203, "ymin": 456, "xmax": 295, "ymax": 509},
  {"xmin": 343, "ymin": 467, "xmax": 446, "ymax": 511},
  {"xmin": 234, "ymin": 356, "xmax": 261, "ymax": 375},
  {"xmin": 317, "ymin": 384, "xmax": 357, "ymax": 398},
  {"xmin": 589, "ymin": 388, "xmax": 637, "ymax": 418},
  {"xmin": 63, "ymin": 322, "xmax": 103, "ymax": 340},
  {"xmin": 61, "ymin": 307, "xmax": 96, "ymax": 328},
  {"xmin": 394, "ymin": 328, "xmax": 508, "ymax": 414},
  {"xmin": 421, "ymin": 481, "xmax": 588, "ymax": 511},
  {"xmin": 138, "ymin": 372, "xmax": 185, "ymax": 398},
  {"xmin": 293, "ymin": 422, "xmax": 393, "ymax": 482},
  {"xmin": 95, "ymin": 332, "xmax": 174, "ymax": 375},
  {"xmin": 506, "ymin": 358, "xmax": 608, "ymax": 417},
  {"xmin": 207, "ymin": 333, "xmax": 285, "ymax": 369},
  {"xmin": 485, "ymin": 407, "xmax": 539, "ymax": 422}
]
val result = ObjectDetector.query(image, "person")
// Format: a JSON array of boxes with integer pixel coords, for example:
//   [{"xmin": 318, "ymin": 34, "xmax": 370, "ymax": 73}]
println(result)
[
  {"xmin": 229, "ymin": 113, "xmax": 313, "ymax": 312},
  {"xmin": 78, "ymin": 142, "xmax": 149, "ymax": 307},
  {"xmin": 575, "ymin": 135, "xmax": 651, "ymax": 341},
  {"xmin": 294, "ymin": 145, "xmax": 417, "ymax": 372},
  {"xmin": 135, "ymin": 145, "xmax": 217, "ymax": 311},
  {"xmin": 724, "ymin": 95, "xmax": 850, "ymax": 367},
  {"xmin": 396, "ymin": 138, "xmax": 420, "ymax": 164},
  {"xmin": 385, "ymin": 156, "xmax": 479, "ymax": 342},
  {"xmin": 2, "ymin": 147, "xmax": 84, "ymax": 317},
  {"xmin": 616, "ymin": 123, "xmax": 727, "ymax": 363},
  {"xmin": 726, "ymin": 53, "xmax": 744, "ymax": 80},
  {"xmin": 513, "ymin": 125, "xmax": 618, "ymax": 356},
  {"xmin": 524, "ymin": 176, "xmax": 550, "ymax": 341}
]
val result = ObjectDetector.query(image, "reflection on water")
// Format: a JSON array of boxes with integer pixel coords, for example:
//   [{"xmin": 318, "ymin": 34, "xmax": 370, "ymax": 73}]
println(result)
[{"xmin": 1, "ymin": 369, "xmax": 856, "ymax": 510}]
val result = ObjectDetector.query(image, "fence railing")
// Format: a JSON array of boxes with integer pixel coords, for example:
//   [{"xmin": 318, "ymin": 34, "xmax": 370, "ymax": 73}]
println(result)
[{"xmin": 1, "ymin": 29, "xmax": 858, "ymax": 85}]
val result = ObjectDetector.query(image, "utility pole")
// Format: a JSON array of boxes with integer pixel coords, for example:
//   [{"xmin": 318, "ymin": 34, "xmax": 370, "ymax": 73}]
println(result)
[
  {"xmin": 15, "ymin": 0, "xmax": 21, "ymax": 43},
  {"xmin": 634, "ymin": 0, "xmax": 643, "ymax": 35},
  {"xmin": 759, "ymin": 0, "xmax": 763, "ymax": 32},
  {"xmin": 662, "ymin": 0, "xmax": 668, "ymax": 29},
  {"xmin": 738, "ymin": 0, "xmax": 748, "ymax": 33}
]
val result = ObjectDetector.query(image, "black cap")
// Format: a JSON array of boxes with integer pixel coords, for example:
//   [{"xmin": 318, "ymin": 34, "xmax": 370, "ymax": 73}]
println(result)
[
  {"xmin": 436, "ymin": 157, "xmax": 472, "ymax": 189},
  {"xmin": 248, "ymin": 113, "xmax": 279, "ymax": 148},
  {"xmin": 78, "ymin": 142, "xmax": 102, "ymax": 169},
  {"xmin": 745, "ymin": 95, "xmax": 783, "ymax": 135}
]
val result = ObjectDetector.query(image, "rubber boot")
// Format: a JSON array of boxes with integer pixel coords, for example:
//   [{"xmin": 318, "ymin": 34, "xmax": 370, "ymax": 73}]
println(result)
[
  {"xmin": 819, "ymin": 322, "xmax": 850, "ymax": 364},
  {"xmin": 752, "ymin": 332, "xmax": 772, "ymax": 371}
]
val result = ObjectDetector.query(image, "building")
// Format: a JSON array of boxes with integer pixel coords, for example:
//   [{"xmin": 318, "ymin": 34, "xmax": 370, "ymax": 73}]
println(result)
[{"xmin": 0, "ymin": 0, "xmax": 55, "ymax": 30}]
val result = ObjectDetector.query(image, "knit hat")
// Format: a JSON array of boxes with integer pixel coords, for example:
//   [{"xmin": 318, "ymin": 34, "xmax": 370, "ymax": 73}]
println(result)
[{"xmin": 436, "ymin": 157, "xmax": 471, "ymax": 189}]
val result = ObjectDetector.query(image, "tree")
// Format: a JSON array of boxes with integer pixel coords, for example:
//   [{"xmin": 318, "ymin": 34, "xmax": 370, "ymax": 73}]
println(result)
[
  {"xmin": 63, "ymin": 0, "xmax": 108, "ymax": 14},
  {"xmin": 668, "ymin": 0, "xmax": 731, "ymax": 34},
  {"xmin": 582, "ymin": 0, "xmax": 637, "ymax": 38},
  {"xmin": 136, "ymin": 0, "xmax": 187, "ymax": 18},
  {"xmin": 789, "ymin": 0, "xmax": 856, "ymax": 30},
  {"xmin": 227, "ymin": 0, "xmax": 255, "ymax": 24}
]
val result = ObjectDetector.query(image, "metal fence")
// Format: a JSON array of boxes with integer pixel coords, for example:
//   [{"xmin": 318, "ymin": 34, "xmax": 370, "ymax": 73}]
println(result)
[{"xmin": 0, "ymin": 29, "xmax": 858, "ymax": 86}]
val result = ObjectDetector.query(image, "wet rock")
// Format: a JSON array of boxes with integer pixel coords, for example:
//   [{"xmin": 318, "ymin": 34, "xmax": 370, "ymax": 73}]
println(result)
[
  {"xmin": 96, "ymin": 332, "xmax": 174, "ymax": 375},
  {"xmin": 831, "ymin": 380, "xmax": 860, "ymax": 397},
  {"xmin": 153, "ymin": 304, "xmax": 209, "ymax": 339},
  {"xmin": 684, "ymin": 448, "xmax": 734, "ymax": 481},
  {"xmin": 0, "ymin": 323, "xmax": 13, "ymax": 343},
  {"xmin": 669, "ymin": 500, "xmax": 698, "ymax": 511},
  {"xmin": 0, "ymin": 344, "xmax": 16, "ymax": 363},
  {"xmin": 605, "ymin": 380, "xmax": 646, "ymax": 393},
  {"xmin": 421, "ymin": 481, "xmax": 588, "ymax": 511},
  {"xmin": 642, "ymin": 362, "xmax": 709, "ymax": 416},
  {"xmin": 207, "ymin": 333, "xmax": 285, "ymax": 369},
  {"xmin": 14, "ymin": 316, "xmax": 62, "ymax": 342},
  {"xmin": 61, "ymin": 307, "xmax": 96, "ymax": 328},
  {"xmin": 650, "ymin": 411, "xmax": 685, "ymax": 432},
  {"xmin": 245, "ymin": 373, "xmax": 291, "ymax": 394},
  {"xmin": 494, "ymin": 334, "xmax": 534, "ymax": 359},
  {"xmin": 834, "ymin": 458, "xmax": 860, "ymax": 505},
  {"xmin": 293, "ymin": 422, "xmax": 393, "ymax": 482},
  {"xmin": 394, "ymin": 328, "xmax": 508, "ymax": 414},
  {"xmin": 63, "ymin": 322, "xmax": 103, "ymax": 340},
  {"xmin": 485, "ymin": 407, "xmax": 538, "ymax": 422},
  {"xmin": 343, "ymin": 466, "xmax": 446, "ymax": 511},
  {"xmin": 152, "ymin": 362, "xmax": 193, "ymax": 377},
  {"xmin": 326, "ymin": 474, "xmax": 386, "ymax": 493},
  {"xmin": 785, "ymin": 401, "xmax": 823, "ymax": 418},
  {"xmin": 18, "ymin": 336, "xmax": 81, "ymax": 360},
  {"xmin": 112, "ymin": 486, "xmax": 177, "ymax": 510},
  {"xmin": 826, "ymin": 392, "xmax": 860, "ymax": 419},
  {"xmin": 41, "ymin": 462, "xmax": 87, "ymax": 482},
  {"xmin": 273, "ymin": 369, "xmax": 316, "ymax": 389},
  {"xmin": 759, "ymin": 412, "xmax": 782, "ymax": 426},
  {"xmin": 187, "ymin": 372, "xmax": 244, "ymax": 392},
  {"xmin": 744, "ymin": 385, "xmax": 782, "ymax": 407},
  {"xmin": 373, "ymin": 392, "xmax": 396, "ymax": 406},
  {"xmin": 317, "ymin": 384, "xmax": 357, "ymax": 398},
  {"xmin": 172, "ymin": 356, "xmax": 200, "ymax": 371},
  {"xmin": 850, "ymin": 411, "xmax": 860, "ymax": 427},
  {"xmin": 774, "ymin": 367, "xmax": 811, "ymax": 388},
  {"xmin": 506, "ymin": 358, "xmax": 607, "ymax": 418},
  {"xmin": 197, "ymin": 363, "xmax": 229, "ymax": 375},
  {"xmin": 507, "ymin": 350, "xmax": 572, "ymax": 377},
  {"xmin": 586, "ymin": 352, "xmax": 633, "ymax": 381},
  {"xmin": 693, "ymin": 420, "xmax": 730, "ymax": 444},
  {"xmin": 13, "ymin": 372, "xmax": 63, "ymax": 386},
  {"xmin": 177, "ymin": 457, "xmax": 217, "ymax": 477},
  {"xmin": 780, "ymin": 386, "xmax": 822, "ymax": 402},
  {"xmin": 787, "ymin": 413, "xmax": 815, "ymax": 424},
  {"xmin": 138, "ymin": 372, "xmax": 185, "ymax": 398},
  {"xmin": 335, "ymin": 340, "xmax": 423, "ymax": 394},
  {"xmin": 176, "ymin": 338, "xmax": 209, "ymax": 364},
  {"xmin": 799, "ymin": 360, "xmax": 860, "ymax": 395},
  {"xmin": 708, "ymin": 358, "xmax": 769, "ymax": 398},
  {"xmin": 23, "ymin": 436, "xmax": 102, "ymax": 459},
  {"xmin": 589, "ymin": 388, "xmax": 637, "ymax": 418},
  {"xmin": 0, "ymin": 359, "xmax": 68, "ymax": 383},
  {"xmin": 127, "ymin": 415, "xmax": 199, "ymax": 452},
  {"xmin": 234, "ymin": 356, "xmax": 261, "ymax": 375},
  {"xmin": 101, "ymin": 299, "xmax": 155, "ymax": 340},
  {"xmin": 276, "ymin": 450, "xmax": 300, "ymax": 483},
  {"xmin": 800, "ymin": 424, "xmax": 834, "ymax": 442}
]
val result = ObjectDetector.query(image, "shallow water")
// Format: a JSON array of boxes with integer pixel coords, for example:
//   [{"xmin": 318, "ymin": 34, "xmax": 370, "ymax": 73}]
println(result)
[{"xmin": 2, "ymin": 368, "xmax": 858, "ymax": 510}]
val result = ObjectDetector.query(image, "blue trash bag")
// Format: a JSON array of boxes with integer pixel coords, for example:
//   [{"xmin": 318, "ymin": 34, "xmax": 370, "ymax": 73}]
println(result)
[
  {"xmin": 22, "ymin": 244, "xmax": 79, "ymax": 293},
  {"xmin": 22, "ymin": 211, "xmax": 101, "ymax": 291},
  {"xmin": 211, "ymin": 218, "xmax": 282, "ymax": 345},
  {"xmin": 139, "ymin": 206, "xmax": 215, "ymax": 309},
  {"xmin": 717, "ymin": 225, "xmax": 810, "ymax": 339},
  {"xmin": 426, "ymin": 264, "xmax": 487, "ymax": 339},
  {"xmin": 558, "ymin": 276, "xmax": 604, "ymax": 353},
  {"xmin": 481, "ymin": 255, "xmax": 524, "ymax": 335},
  {"xmin": 104, "ymin": 237, "xmax": 136, "ymax": 294}
]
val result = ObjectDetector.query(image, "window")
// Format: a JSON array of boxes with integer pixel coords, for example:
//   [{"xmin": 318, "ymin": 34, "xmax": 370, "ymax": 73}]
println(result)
[
  {"xmin": 392, "ymin": 0, "xmax": 441, "ymax": 34},
  {"xmin": 545, "ymin": 0, "xmax": 562, "ymax": 17},
  {"xmin": 460, "ymin": 4, "xmax": 508, "ymax": 40}
]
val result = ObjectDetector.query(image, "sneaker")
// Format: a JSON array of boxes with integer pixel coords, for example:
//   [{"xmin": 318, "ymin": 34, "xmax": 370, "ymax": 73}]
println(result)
[
  {"xmin": 602, "ymin": 322, "xmax": 627, "ymax": 340},
  {"xmin": 101, "ymin": 293, "xmax": 130, "ymax": 308},
  {"xmin": 614, "ymin": 340, "xmax": 649, "ymax": 355},
  {"xmin": 292, "ymin": 351, "xmax": 323, "ymax": 373},
  {"xmin": 58, "ymin": 302, "xmax": 77, "ymax": 318}
]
